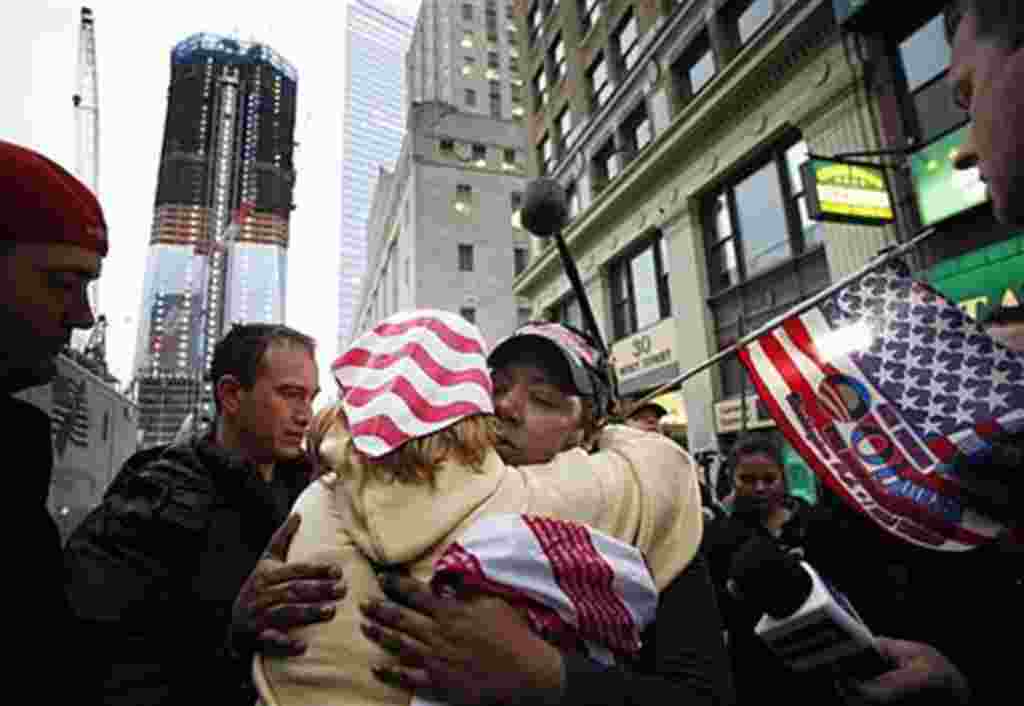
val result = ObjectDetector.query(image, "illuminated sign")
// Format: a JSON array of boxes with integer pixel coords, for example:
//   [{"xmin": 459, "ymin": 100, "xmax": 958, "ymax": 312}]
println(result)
[
  {"xmin": 801, "ymin": 158, "xmax": 895, "ymax": 226},
  {"xmin": 910, "ymin": 124, "xmax": 988, "ymax": 227}
]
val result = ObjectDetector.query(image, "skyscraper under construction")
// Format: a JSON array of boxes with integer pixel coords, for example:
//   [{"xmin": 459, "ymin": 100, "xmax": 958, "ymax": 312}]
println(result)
[{"xmin": 134, "ymin": 33, "xmax": 298, "ymax": 447}]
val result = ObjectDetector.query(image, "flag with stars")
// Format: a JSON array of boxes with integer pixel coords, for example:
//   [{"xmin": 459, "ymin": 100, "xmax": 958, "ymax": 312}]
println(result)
[{"xmin": 738, "ymin": 260, "xmax": 1015, "ymax": 551}]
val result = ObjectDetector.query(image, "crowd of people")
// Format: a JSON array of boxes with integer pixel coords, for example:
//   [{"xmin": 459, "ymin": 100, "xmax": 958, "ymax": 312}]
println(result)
[{"xmin": 4, "ymin": 1, "xmax": 1022, "ymax": 703}]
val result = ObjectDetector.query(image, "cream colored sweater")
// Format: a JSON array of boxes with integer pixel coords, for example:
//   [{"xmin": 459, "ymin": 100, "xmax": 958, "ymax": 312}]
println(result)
[{"xmin": 254, "ymin": 425, "xmax": 702, "ymax": 706}]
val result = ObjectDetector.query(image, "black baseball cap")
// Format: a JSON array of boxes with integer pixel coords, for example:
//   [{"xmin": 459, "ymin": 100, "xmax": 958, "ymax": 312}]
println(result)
[{"xmin": 488, "ymin": 321, "xmax": 606, "ymax": 398}]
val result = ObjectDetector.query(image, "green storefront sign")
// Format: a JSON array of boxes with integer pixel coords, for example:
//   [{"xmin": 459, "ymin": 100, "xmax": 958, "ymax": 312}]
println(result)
[
  {"xmin": 926, "ymin": 234, "xmax": 1024, "ymax": 320},
  {"xmin": 910, "ymin": 124, "xmax": 989, "ymax": 227}
]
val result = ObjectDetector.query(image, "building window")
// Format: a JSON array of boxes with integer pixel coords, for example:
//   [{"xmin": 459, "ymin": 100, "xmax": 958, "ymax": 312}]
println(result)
[
  {"xmin": 515, "ymin": 247, "xmax": 529, "ymax": 276},
  {"xmin": 528, "ymin": 2, "xmax": 542, "ymax": 37},
  {"xmin": 592, "ymin": 138, "xmax": 619, "ymax": 194},
  {"xmin": 614, "ymin": 8, "xmax": 641, "ymax": 74},
  {"xmin": 503, "ymin": 148, "xmax": 518, "ymax": 169},
  {"xmin": 534, "ymin": 66, "xmax": 548, "ymax": 108},
  {"xmin": 609, "ymin": 233, "xmax": 671, "ymax": 338},
  {"xmin": 557, "ymin": 105, "xmax": 574, "ymax": 150},
  {"xmin": 705, "ymin": 137, "xmax": 830, "ymax": 400},
  {"xmin": 440, "ymin": 138, "xmax": 455, "ymax": 155},
  {"xmin": 622, "ymin": 101, "xmax": 652, "ymax": 159},
  {"xmin": 550, "ymin": 33, "xmax": 566, "ymax": 80},
  {"xmin": 465, "ymin": 88, "xmax": 477, "ymax": 106},
  {"xmin": 566, "ymin": 180, "xmax": 580, "ymax": 220},
  {"xmin": 587, "ymin": 53, "xmax": 611, "ymax": 112},
  {"xmin": 900, "ymin": 14, "xmax": 949, "ymax": 91},
  {"xmin": 472, "ymin": 143, "xmax": 487, "ymax": 165},
  {"xmin": 735, "ymin": 0, "xmax": 774, "ymax": 45},
  {"xmin": 463, "ymin": 56, "xmax": 476, "ymax": 77},
  {"xmin": 897, "ymin": 14, "xmax": 966, "ymax": 143},
  {"xmin": 486, "ymin": 7, "xmax": 499, "ymax": 40},
  {"xmin": 490, "ymin": 92, "xmax": 502, "ymax": 118},
  {"xmin": 509, "ymin": 55, "xmax": 520, "ymax": 73},
  {"xmin": 581, "ymin": 0, "xmax": 602, "ymax": 34},
  {"xmin": 462, "ymin": 2, "xmax": 475, "ymax": 22},
  {"xmin": 455, "ymin": 184, "xmax": 473, "ymax": 214},
  {"xmin": 785, "ymin": 141, "xmax": 822, "ymax": 251},
  {"xmin": 460, "ymin": 306, "xmax": 477, "ymax": 323},
  {"xmin": 704, "ymin": 136, "xmax": 819, "ymax": 296},
  {"xmin": 734, "ymin": 165, "xmax": 788, "ymax": 275},
  {"xmin": 487, "ymin": 51, "xmax": 500, "ymax": 69},
  {"xmin": 672, "ymin": 32, "xmax": 716, "ymax": 107},
  {"xmin": 462, "ymin": 31, "xmax": 475, "ymax": 48},
  {"xmin": 510, "ymin": 82, "xmax": 523, "ymax": 103},
  {"xmin": 538, "ymin": 132, "xmax": 554, "ymax": 175},
  {"xmin": 458, "ymin": 243, "xmax": 475, "ymax": 271}
]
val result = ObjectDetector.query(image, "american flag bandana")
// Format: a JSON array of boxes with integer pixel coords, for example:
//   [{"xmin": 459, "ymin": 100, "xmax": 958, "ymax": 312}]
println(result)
[
  {"xmin": 738, "ymin": 260, "xmax": 1014, "ymax": 551},
  {"xmin": 331, "ymin": 310, "xmax": 494, "ymax": 458},
  {"xmin": 496, "ymin": 322, "xmax": 600, "ymax": 368},
  {"xmin": 433, "ymin": 514, "xmax": 658, "ymax": 663}
]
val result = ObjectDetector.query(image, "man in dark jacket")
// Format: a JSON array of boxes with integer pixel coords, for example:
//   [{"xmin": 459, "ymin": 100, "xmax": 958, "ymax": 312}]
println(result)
[
  {"xmin": 1, "ymin": 140, "xmax": 107, "ymax": 702},
  {"xmin": 65, "ymin": 323, "xmax": 322, "ymax": 705}
]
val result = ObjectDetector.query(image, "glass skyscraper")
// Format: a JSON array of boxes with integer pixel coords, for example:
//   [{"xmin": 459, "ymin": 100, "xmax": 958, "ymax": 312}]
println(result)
[
  {"xmin": 134, "ymin": 33, "xmax": 298, "ymax": 446},
  {"xmin": 338, "ymin": 0, "xmax": 414, "ymax": 348}
]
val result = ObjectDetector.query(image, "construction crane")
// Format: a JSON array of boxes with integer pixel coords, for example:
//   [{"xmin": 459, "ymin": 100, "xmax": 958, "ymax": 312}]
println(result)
[
  {"xmin": 73, "ymin": 7, "xmax": 99, "ymax": 193},
  {"xmin": 72, "ymin": 7, "xmax": 105, "ymax": 359}
]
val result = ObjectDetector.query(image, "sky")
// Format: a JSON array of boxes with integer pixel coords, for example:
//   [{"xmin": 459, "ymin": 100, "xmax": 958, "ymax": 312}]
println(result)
[{"xmin": 6, "ymin": 0, "xmax": 420, "ymax": 406}]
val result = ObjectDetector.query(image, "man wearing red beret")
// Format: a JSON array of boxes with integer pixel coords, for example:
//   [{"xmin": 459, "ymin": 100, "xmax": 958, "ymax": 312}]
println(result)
[{"xmin": 1, "ymin": 140, "xmax": 106, "ymax": 699}]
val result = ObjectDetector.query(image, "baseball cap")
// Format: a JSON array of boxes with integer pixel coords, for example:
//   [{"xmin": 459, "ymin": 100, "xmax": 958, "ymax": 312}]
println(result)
[
  {"xmin": 488, "ymin": 321, "xmax": 608, "ymax": 399},
  {"xmin": 0, "ymin": 140, "xmax": 108, "ymax": 256}
]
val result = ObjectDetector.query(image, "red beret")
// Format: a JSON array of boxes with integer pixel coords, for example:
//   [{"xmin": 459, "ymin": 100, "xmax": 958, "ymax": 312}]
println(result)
[{"xmin": 0, "ymin": 140, "xmax": 108, "ymax": 256}]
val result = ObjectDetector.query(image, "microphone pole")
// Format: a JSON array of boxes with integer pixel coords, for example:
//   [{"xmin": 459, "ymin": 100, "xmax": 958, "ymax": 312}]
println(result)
[{"xmin": 521, "ymin": 178, "xmax": 609, "ymax": 359}]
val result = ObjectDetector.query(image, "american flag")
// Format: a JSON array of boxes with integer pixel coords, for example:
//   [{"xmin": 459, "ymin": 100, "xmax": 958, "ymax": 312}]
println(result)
[
  {"xmin": 433, "ymin": 514, "xmax": 657, "ymax": 663},
  {"xmin": 738, "ymin": 260, "xmax": 1014, "ymax": 551},
  {"xmin": 51, "ymin": 371, "xmax": 90, "ymax": 458},
  {"xmin": 332, "ymin": 309, "xmax": 494, "ymax": 458}
]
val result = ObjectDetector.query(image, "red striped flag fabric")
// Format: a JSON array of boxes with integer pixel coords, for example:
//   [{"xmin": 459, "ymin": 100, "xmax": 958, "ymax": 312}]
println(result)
[
  {"xmin": 332, "ymin": 309, "xmax": 494, "ymax": 457},
  {"xmin": 738, "ymin": 261, "xmax": 1013, "ymax": 551},
  {"xmin": 433, "ymin": 514, "xmax": 658, "ymax": 662}
]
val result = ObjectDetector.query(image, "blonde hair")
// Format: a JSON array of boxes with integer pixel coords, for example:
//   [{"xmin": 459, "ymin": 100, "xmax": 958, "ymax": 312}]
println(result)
[
  {"xmin": 315, "ymin": 409, "xmax": 498, "ymax": 485},
  {"xmin": 307, "ymin": 404, "xmax": 348, "ymax": 479}
]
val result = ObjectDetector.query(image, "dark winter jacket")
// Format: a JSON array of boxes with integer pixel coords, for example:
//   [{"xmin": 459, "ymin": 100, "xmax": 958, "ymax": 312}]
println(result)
[
  {"xmin": 9, "ymin": 392, "xmax": 95, "ymax": 702},
  {"xmin": 802, "ymin": 492, "xmax": 1023, "ymax": 706},
  {"xmin": 64, "ymin": 432, "xmax": 312, "ymax": 706}
]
